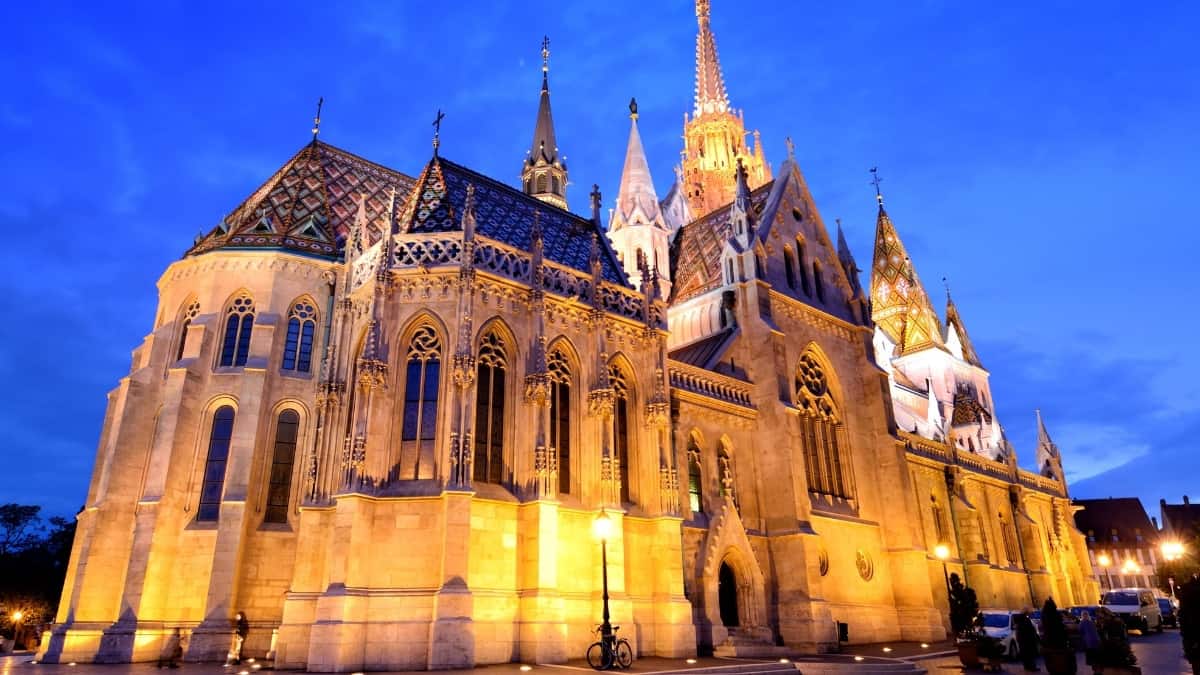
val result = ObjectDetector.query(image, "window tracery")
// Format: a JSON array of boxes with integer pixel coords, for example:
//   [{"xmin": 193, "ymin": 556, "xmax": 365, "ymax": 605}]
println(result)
[
  {"xmin": 219, "ymin": 293, "xmax": 255, "ymax": 367},
  {"xmin": 548, "ymin": 348, "xmax": 572, "ymax": 495},
  {"xmin": 176, "ymin": 299, "xmax": 199, "ymax": 362},
  {"xmin": 474, "ymin": 332, "xmax": 508, "ymax": 484},
  {"xmin": 796, "ymin": 351, "xmax": 854, "ymax": 501},
  {"xmin": 401, "ymin": 325, "xmax": 441, "ymax": 480},
  {"xmin": 282, "ymin": 300, "xmax": 317, "ymax": 373},
  {"xmin": 610, "ymin": 364, "xmax": 632, "ymax": 504}
]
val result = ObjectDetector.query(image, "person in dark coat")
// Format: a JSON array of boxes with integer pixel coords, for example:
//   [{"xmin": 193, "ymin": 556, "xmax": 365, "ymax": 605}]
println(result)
[
  {"xmin": 232, "ymin": 612, "xmax": 249, "ymax": 665},
  {"xmin": 1015, "ymin": 611, "xmax": 1041, "ymax": 672},
  {"xmin": 1078, "ymin": 611, "xmax": 1101, "ymax": 674}
]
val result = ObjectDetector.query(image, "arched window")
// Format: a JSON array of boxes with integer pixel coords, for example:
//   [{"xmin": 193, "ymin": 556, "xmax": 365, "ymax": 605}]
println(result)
[
  {"xmin": 1000, "ymin": 513, "xmax": 1020, "ymax": 566},
  {"xmin": 282, "ymin": 300, "xmax": 317, "ymax": 373},
  {"xmin": 219, "ymin": 294, "xmax": 255, "ymax": 367},
  {"xmin": 548, "ymin": 349, "xmax": 572, "ymax": 495},
  {"xmin": 536, "ymin": 173, "xmax": 548, "ymax": 193},
  {"xmin": 197, "ymin": 406, "xmax": 236, "ymax": 521},
  {"xmin": 978, "ymin": 514, "xmax": 991, "ymax": 561},
  {"xmin": 400, "ymin": 326, "xmax": 441, "ymax": 480},
  {"xmin": 610, "ymin": 365, "xmax": 632, "ymax": 504},
  {"xmin": 473, "ymin": 332, "xmax": 508, "ymax": 484},
  {"xmin": 783, "ymin": 248, "xmax": 796, "ymax": 289},
  {"xmin": 812, "ymin": 262, "xmax": 825, "ymax": 302},
  {"xmin": 175, "ymin": 299, "xmax": 199, "ymax": 362},
  {"xmin": 687, "ymin": 439, "xmax": 703, "ymax": 515},
  {"xmin": 754, "ymin": 251, "xmax": 765, "ymax": 278},
  {"xmin": 796, "ymin": 351, "xmax": 854, "ymax": 500},
  {"xmin": 264, "ymin": 410, "xmax": 299, "ymax": 523},
  {"xmin": 796, "ymin": 239, "xmax": 811, "ymax": 295},
  {"xmin": 551, "ymin": 175, "xmax": 561, "ymax": 194}
]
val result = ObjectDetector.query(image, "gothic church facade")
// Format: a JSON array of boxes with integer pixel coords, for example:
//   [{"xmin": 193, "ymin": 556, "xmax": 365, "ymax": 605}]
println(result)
[{"xmin": 41, "ymin": 2, "xmax": 1096, "ymax": 669}]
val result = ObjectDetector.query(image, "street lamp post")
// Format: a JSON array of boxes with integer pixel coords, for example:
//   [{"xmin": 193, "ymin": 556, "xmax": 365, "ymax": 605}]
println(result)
[
  {"xmin": 1162, "ymin": 541, "xmax": 1185, "ymax": 599},
  {"xmin": 593, "ymin": 510, "xmax": 614, "ymax": 649},
  {"xmin": 934, "ymin": 543, "xmax": 952, "ymax": 595},
  {"xmin": 11, "ymin": 611, "xmax": 23, "ymax": 651},
  {"xmin": 1096, "ymin": 553, "xmax": 1113, "ymax": 593}
]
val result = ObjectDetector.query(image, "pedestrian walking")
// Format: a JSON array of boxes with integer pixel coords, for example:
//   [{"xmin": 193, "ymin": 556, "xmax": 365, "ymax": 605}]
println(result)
[
  {"xmin": 157, "ymin": 628, "xmax": 183, "ymax": 669},
  {"xmin": 1016, "ymin": 611, "xmax": 1041, "ymax": 672},
  {"xmin": 1078, "ymin": 611, "xmax": 1101, "ymax": 674}
]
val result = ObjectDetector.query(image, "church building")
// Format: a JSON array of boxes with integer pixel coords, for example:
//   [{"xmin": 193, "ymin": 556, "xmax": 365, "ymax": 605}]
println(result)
[{"xmin": 40, "ymin": 2, "xmax": 1097, "ymax": 669}]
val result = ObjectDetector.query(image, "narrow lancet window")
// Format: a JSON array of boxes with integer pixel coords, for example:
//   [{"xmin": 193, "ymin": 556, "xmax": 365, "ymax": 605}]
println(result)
[
  {"xmin": 400, "ymin": 326, "xmax": 441, "ymax": 479},
  {"xmin": 548, "ymin": 349, "xmax": 572, "ymax": 495},
  {"xmin": 473, "ymin": 332, "xmax": 508, "ymax": 484},
  {"xmin": 220, "ymin": 294, "xmax": 254, "ymax": 367},
  {"xmin": 611, "ymin": 365, "xmax": 632, "ymax": 504},
  {"xmin": 264, "ymin": 410, "xmax": 299, "ymax": 523},
  {"xmin": 282, "ymin": 300, "xmax": 317, "ymax": 373},
  {"xmin": 197, "ymin": 406, "xmax": 236, "ymax": 522}
]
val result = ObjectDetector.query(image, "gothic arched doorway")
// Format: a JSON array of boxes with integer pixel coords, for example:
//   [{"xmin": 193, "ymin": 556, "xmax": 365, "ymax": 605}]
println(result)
[{"xmin": 718, "ymin": 562, "xmax": 739, "ymax": 627}]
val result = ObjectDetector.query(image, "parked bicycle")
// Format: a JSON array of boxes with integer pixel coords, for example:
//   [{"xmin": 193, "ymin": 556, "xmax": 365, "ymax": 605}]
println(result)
[{"xmin": 586, "ymin": 624, "xmax": 633, "ymax": 670}]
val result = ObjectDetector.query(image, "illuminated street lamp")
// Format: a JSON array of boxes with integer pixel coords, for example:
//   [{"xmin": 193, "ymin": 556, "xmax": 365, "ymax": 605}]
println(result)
[
  {"xmin": 1095, "ymin": 553, "xmax": 1113, "ymax": 591},
  {"xmin": 1121, "ymin": 558, "xmax": 1141, "ymax": 587},
  {"xmin": 11, "ymin": 610, "xmax": 23, "ymax": 650},
  {"xmin": 934, "ymin": 543, "xmax": 952, "ymax": 595},
  {"xmin": 1161, "ymin": 541, "xmax": 1185, "ymax": 598},
  {"xmin": 593, "ymin": 510, "xmax": 615, "ymax": 648}
]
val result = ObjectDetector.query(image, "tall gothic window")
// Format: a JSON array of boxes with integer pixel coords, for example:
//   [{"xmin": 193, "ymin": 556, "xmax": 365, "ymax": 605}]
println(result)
[
  {"xmin": 783, "ymin": 248, "xmax": 797, "ymax": 290},
  {"xmin": 610, "ymin": 365, "xmax": 632, "ymax": 504},
  {"xmin": 796, "ymin": 351, "xmax": 855, "ymax": 501},
  {"xmin": 474, "ymin": 332, "xmax": 508, "ymax": 484},
  {"xmin": 219, "ymin": 293, "xmax": 255, "ymax": 367},
  {"xmin": 264, "ymin": 410, "xmax": 299, "ymax": 523},
  {"xmin": 812, "ymin": 262, "xmax": 825, "ymax": 302},
  {"xmin": 796, "ymin": 239, "xmax": 811, "ymax": 295},
  {"xmin": 687, "ymin": 439, "xmax": 703, "ymax": 515},
  {"xmin": 197, "ymin": 406, "xmax": 235, "ymax": 522},
  {"xmin": 1000, "ymin": 513, "xmax": 1020, "ymax": 566},
  {"xmin": 978, "ymin": 514, "xmax": 991, "ymax": 561},
  {"xmin": 548, "ymin": 349, "xmax": 572, "ymax": 495},
  {"xmin": 175, "ymin": 299, "xmax": 199, "ymax": 362},
  {"xmin": 400, "ymin": 326, "xmax": 441, "ymax": 479},
  {"xmin": 282, "ymin": 299, "xmax": 317, "ymax": 373}
]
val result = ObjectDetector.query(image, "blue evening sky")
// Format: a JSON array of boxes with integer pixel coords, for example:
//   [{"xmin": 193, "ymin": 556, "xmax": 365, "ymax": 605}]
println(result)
[{"xmin": 1, "ymin": 1, "xmax": 1196, "ymax": 520}]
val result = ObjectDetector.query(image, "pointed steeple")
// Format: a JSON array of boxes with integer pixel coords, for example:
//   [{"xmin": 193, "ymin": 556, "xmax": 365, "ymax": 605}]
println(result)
[
  {"xmin": 1035, "ymin": 409, "xmax": 1065, "ymax": 482},
  {"xmin": 608, "ymin": 99, "xmax": 672, "ymax": 298},
  {"xmin": 868, "ymin": 173, "xmax": 943, "ymax": 355},
  {"xmin": 693, "ymin": 0, "xmax": 730, "ymax": 116},
  {"xmin": 522, "ymin": 36, "xmax": 568, "ymax": 209},
  {"xmin": 680, "ymin": 0, "xmax": 770, "ymax": 217},
  {"xmin": 944, "ymin": 284, "xmax": 983, "ymax": 367},
  {"xmin": 836, "ymin": 218, "xmax": 863, "ymax": 297}
]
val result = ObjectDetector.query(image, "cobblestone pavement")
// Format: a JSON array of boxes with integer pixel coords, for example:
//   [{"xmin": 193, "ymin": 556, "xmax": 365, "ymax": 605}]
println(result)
[{"xmin": 916, "ymin": 628, "xmax": 1193, "ymax": 673}]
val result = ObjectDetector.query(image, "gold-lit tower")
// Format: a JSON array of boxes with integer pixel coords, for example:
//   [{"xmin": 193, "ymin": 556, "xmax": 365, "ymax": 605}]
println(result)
[
  {"xmin": 680, "ymin": 0, "xmax": 770, "ymax": 218},
  {"xmin": 522, "ymin": 36, "xmax": 568, "ymax": 209}
]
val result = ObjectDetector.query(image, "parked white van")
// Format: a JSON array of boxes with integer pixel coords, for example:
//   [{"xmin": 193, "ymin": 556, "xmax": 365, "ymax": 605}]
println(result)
[{"xmin": 1101, "ymin": 587, "xmax": 1163, "ymax": 633}]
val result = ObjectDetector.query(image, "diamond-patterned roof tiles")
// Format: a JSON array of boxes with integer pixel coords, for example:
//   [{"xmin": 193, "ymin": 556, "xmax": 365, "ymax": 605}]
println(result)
[
  {"xmin": 868, "ymin": 205, "xmax": 944, "ymax": 355},
  {"xmin": 670, "ymin": 181, "xmax": 773, "ymax": 303},
  {"xmin": 187, "ymin": 141, "xmax": 413, "ymax": 259}
]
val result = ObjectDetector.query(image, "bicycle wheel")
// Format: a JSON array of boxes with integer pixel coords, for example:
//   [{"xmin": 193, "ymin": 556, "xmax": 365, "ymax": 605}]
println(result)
[
  {"xmin": 587, "ymin": 642, "xmax": 612, "ymax": 670},
  {"xmin": 615, "ymin": 639, "xmax": 633, "ymax": 669}
]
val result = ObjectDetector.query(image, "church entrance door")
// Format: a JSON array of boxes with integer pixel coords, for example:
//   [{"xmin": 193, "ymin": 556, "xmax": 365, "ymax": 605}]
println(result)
[{"xmin": 718, "ymin": 561, "xmax": 739, "ymax": 627}]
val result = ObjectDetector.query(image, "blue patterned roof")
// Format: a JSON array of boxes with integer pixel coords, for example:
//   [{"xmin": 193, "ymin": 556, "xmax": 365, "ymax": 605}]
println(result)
[{"xmin": 436, "ymin": 157, "xmax": 629, "ymax": 285}]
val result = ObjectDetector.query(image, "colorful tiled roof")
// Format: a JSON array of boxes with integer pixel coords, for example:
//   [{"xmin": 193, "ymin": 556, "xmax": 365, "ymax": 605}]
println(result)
[
  {"xmin": 186, "ymin": 141, "xmax": 413, "ymax": 259},
  {"xmin": 425, "ymin": 157, "xmax": 628, "ymax": 285},
  {"xmin": 669, "ymin": 181, "xmax": 773, "ymax": 303},
  {"xmin": 869, "ymin": 205, "xmax": 944, "ymax": 355}
]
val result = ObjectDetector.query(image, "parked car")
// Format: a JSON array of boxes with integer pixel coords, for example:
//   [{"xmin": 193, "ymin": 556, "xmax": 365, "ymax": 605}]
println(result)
[
  {"xmin": 1101, "ymin": 588, "xmax": 1163, "ymax": 633},
  {"xmin": 1158, "ymin": 597, "xmax": 1179, "ymax": 628},
  {"xmin": 979, "ymin": 610, "xmax": 1022, "ymax": 659}
]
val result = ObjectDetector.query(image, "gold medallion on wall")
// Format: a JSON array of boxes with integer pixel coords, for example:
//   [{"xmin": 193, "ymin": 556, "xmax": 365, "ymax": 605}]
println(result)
[{"xmin": 855, "ymin": 549, "xmax": 874, "ymax": 581}]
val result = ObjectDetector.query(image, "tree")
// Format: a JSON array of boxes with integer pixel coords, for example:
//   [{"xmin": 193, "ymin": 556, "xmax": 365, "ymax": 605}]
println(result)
[{"xmin": 0, "ymin": 504, "xmax": 43, "ymax": 557}]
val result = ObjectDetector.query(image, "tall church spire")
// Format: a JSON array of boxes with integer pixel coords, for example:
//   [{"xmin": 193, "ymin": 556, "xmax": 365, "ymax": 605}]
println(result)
[
  {"xmin": 522, "ymin": 36, "xmax": 568, "ymax": 209},
  {"xmin": 608, "ymin": 99, "xmax": 672, "ymax": 298},
  {"xmin": 693, "ymin": 0, "xmax": 730, "ymax": 116},
  {"xmin": 944, "ymin": 284, "xmax": 983, "ymax": 367},
  {"xmin": 868, "ymin": 173, "xmax": 943, "ymax": 356},
  {"xmin": 680, "ymin": 0, "xmax": 770, "ymax": 219}
]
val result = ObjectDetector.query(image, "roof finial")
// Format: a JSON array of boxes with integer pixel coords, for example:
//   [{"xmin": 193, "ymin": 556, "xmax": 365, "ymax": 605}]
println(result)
[
  {"xmin": 943, "ymin": 276, "xmax": 951, "ymax": 302},
  {"xmin": 785, "ymin": 136, "xmax": 795, "ymax": 162},
  {"xmin": 311, "ymin": 96, "xmax": 324, "ymax": 142},
  {"xmin": 541, "ymin": 35, "xmax": 550, "ymax": 90},
  {"xmin": 629, "ymin": 97, "xmax": 638, "ymax": 120},
  {"xmin": 697, "ymin": 0, "xmax": 711, "ymax": 26},
  {"xmin": 869, "ymin": 166, "xmax": 883, "ymax": 208},
  {"xmin": 432, "ymin": 109, "xmax": 445, "ymax": 156}
]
